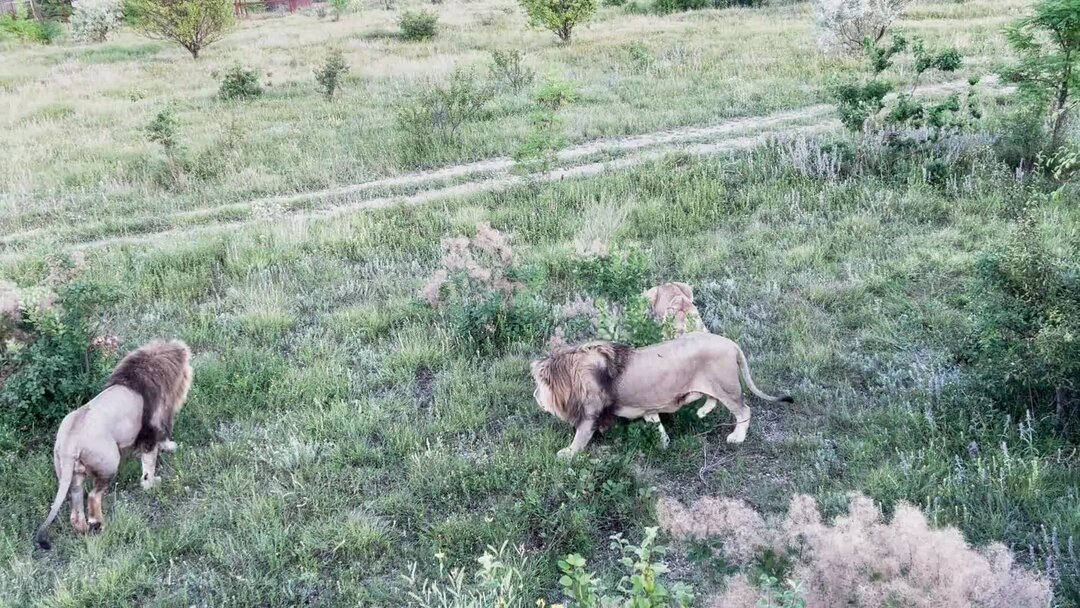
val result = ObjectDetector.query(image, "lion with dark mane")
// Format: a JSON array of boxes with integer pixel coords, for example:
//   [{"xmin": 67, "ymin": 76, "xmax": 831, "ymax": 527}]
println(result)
[
  {"xmin": 35, "ymin": 340, "xmax": 193, "ymax": 550},
  {"xmin": 531, "ymin": 333, "xmax": 792, "ymax": 457}
]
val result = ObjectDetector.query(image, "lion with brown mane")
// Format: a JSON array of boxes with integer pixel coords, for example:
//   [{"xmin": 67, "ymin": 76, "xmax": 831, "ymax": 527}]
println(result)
[
  {"xmin": 530, "ymin": 333, "xmax": 792, "ymax": 457},
  {"xmin": 35, "ymin": 340, "xmax": 193, "ymax": 550}
]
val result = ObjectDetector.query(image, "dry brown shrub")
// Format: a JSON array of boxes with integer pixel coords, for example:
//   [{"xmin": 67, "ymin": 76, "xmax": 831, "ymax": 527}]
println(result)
[
  {"xmin": 658, "ymin": 493, "xmax": 1053, "ymax": 608},
  {"xmin": 419, "ymin": 222, "xmax": 520, "ymax": 307}
]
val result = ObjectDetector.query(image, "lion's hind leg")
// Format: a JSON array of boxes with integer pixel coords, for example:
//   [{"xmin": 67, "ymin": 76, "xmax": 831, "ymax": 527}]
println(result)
[
  {"xmin": 81, "ymin": 444, "xmax": 119, "ymax": 533},
  {"xmin": 696, "ymin": 398, "xmax": 719, "ymax": 419},
  {"xmin": 87, "ymin": 475, "xmax": 110, "ymax": 533},
  {"xmin": 644, "ymin": 414, "xmax": 670, "ymax": 449},
  {"xmin": 69, "ymin": 467, "xmax": 88, "ymax": 534},
  {"xmin": 717, "ymin": 395, "xmax": 751, "ymax": 444}
]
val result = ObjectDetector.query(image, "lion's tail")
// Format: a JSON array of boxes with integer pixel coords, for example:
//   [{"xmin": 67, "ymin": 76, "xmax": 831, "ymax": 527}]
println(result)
[
  {"xmin": 36, "ymin": 456, "xmax": 75, "ymax": 551},
  {"xmin": 735, "ymin": 346, "xmax": 793, "ymax": 404}
]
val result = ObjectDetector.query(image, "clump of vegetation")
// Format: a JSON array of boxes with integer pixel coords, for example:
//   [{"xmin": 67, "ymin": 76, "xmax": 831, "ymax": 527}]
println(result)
[
  {"xmin": 218, "ymin": 64, "xmax": 263, "ymax": 100},
  {"xmin": 514, "ymin": 77, "xmax": 576, "ymax": 176},
  {"xmin": 146, "ymin": 106, "xmax": 186, "ymax": 185},
  {"xmin": 329, "ymin": 0, "xmax": 352, "ymax": 20},
  {"xmin": 420, "ymin": 223, "xmax": 550, "ymax": 355},
  {"xmin": 314, "ymin": 48, "xmax": 349, "ymax": 101},
  {"xmin": 659, "ymin": 493, "xmax": 1053, "ymax": 607},
  {"xmin": 832, "ymin": 34, "xmax": 971, "ymax": 133},
  {"xmin": 127, "ymin": 0, "xmax": 234, "ymax": 59},
  {"xmin": 813, "ymin": 0, "xmax": 912, "ymax": 55},
  {"xmin": 1002, "ymin": 0, "xmax": 1080, "ymax": 157},
  {"xmin": 557, "ymin": 527, "xmax": 694, "ymax": 607},
  {"xmin": 519, "ymin": 0, "xmax": 596, "ymax": 43},
  {"xmin": 398, "ymin": 9, "xmax": 438, "ymax": 41},
  {"xmin": 0, "ymin": 256, "xmax": 117, "ymax": 439},
  {"xmin": 967, "ymin": 208, "xmax": 1079, "ymax": 433},
  {"xmin": 403, "ymin": 530, "xmax": 693, "ymax": 607},
  {"xmin": 396, "ymin": 69, "xmax": 494, "ymax": 165},
  {"xmin": 71, "ymin": 0, "xmax": 123, "ymax": 42},
  {"xmin": 489, "ymin": 49, "xmax": 535, "ymax": 93},
  {"xmin": 0, "ymin": 11, "xmax": 62, "ymax": 44}
]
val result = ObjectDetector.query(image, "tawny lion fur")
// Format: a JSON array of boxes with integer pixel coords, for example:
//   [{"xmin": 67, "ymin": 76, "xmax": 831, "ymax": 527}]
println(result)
[
  {"xmin": 644, "ymin": 282, "xmax": 706, "ymax": 336},
  {"xmin": 531, "ymin": 333, "xmax": 792, "ymax": 457},
  {"xmin": 35, "ymin": 340, "xmax": 193, "ymax": 550}
]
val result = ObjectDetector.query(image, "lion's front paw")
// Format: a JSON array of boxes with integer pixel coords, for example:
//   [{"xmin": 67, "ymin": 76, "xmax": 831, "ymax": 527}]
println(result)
[
  {"xmin": 141, "ymin": 475, "xmax": 162, "ymax": 490},
  {"xmin": 726, "ymin": 430, "xmax": 746, "ymax": 444},
  {"xmin": 159, "ymin": 440, "xmax": 178, "ymax": 453},
  {"xmin": 557, "ymin": 447, "xmax": 576, "ymax": 460}
]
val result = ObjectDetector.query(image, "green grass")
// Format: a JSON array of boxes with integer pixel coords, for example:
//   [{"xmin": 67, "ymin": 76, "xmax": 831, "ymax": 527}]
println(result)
[{"xmin": 2, "ymin": 0, "xmax": 1079, "ymax": 604}]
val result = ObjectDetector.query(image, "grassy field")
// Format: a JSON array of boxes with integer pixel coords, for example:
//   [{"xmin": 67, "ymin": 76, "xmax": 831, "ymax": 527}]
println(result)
[{"xmin": 2, "ymin": 0, "xmax": 1079, "ymax": 605}]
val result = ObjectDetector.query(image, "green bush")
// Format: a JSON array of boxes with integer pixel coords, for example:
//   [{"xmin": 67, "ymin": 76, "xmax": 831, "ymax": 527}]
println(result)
[
  {"xmin": 519, "ymin": 0, "xmax": 596, "ymax": 43},
  {"xmin": 0, "ymin": 281, "xmax": 116, "ymax": 438},
  {"xmin": 0, "ymin": 14, "xmax": 62, "ymax": 44},
  {"xmin": 652, "ymin": 0, "xmax": 707, "ymax": 14},
  {"xmin": 489, "ymin": 49, "xmax": 535, "ymax": 93},
  {"xmin": 396, "ymin": 69, "xmax": 493, "ymax": 165},
  {"xmin": 218, "ymin": 64, "xmax": 262, "ymax": 101},
  {"xmin": 566, "ymin": 246, "xmax": 650, "ymax": 302},
  {"xmin": 967, "ymin": 209, "xmax": 1079, "ymax": 432},
  {"xmin": 329, "ymin": 0, "xmax": 351, "ymax": 20},
  {"xmin": 398, "ymin": 9, "xmax": 437, "ymax": 41},
  {"xmin": 558, "ymin": 527, "xmax": 694, "ymax": 607},
  {"xmin": 449, "ymin": 291, "xmax": 552, "ymax": 356},
  {"xmin": 314, "ymin": 48, "xmax": 349, "ymax": 101}
]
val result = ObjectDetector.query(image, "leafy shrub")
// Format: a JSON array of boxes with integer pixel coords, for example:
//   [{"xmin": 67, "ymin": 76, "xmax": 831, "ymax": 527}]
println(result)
[
  {"xmin": 0, "ymin": 14, "xmax": 62, "ymax": 44},
  {"xmin": 403, "ymin": 530, "xmax": 693, "ymax": 608},
  {"xmin": 0, "ymin": 266, "xmax": 117, "ymax": 438},
  {"xmin": 71, "ymin": 0, "xmax": 123, "ymax": 42},
  {"xmin": 832, "ymin": 34, "xmax": 971, "ymax": 134},
  {"xmin": 652, "ymin": 0, "xmax": 707, "ymax": 14},
  {"xmin": 967, "ymin": 210, "xmax": 1079, "ymax": 432},
  {"xmin": 565, "ymin": 243, "xmax": 650, "ymax": 302},
  {"xmin": 127, "ymin": 0, "xmax": 234, "ymax": 59},
  {"xmin": 812, "ymin": 0, "xmax": 911, "ymax": 55},
  {"xmin": 398, "ymin": 9, "xmax": 437, "ymax": 41},
  {"xmin": 314, "ymin": 48, "xmax": 349, "ymax": 101},
  {"xmin": 420, "ymin": 223, "xmax": 550, "ymax": 355},
  {"xmin": 218, "ymin": 63, "xmax": 262, "ymax": 100},
  {"xmin": 329, "ymin": 0, "xmax": 351, "ymax": 20},
  {"xmin": 993, "ymin": 107, "xmax": 1049, "ymax": 171},
  {"xmin": 658, "ymin": 493, "xmax": 1053, "ymax": 607},
  {"xmin": 1002, "ymin": 0, "xmax": 1080, "ymax": 153},
  {"xmin": 557, "ymin": 527, "xmax": 694, "ymax": 607},
  {"xmin": 489, "ymin": 49, "xmax": 535, "ymax": 93},
  {"xmin": 146, "ymin": 106, "xmax": 186, "ymax": 185},
  {"xmin": 514, "ymin": 78, "xmax": 576, "ymax": 175},
  {"xmin": 519, "ymin": 0, "xmax": 596, "ymax": 43},
  {"xmin": 396, "ymin": 69, "xmax": 494, "ymax": 165}
]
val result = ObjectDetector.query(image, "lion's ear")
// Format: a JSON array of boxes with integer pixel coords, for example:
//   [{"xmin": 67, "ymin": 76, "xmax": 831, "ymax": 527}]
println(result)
[{"xmin": 675, "ymin": 282, "xmax": 694, "ymax": 302}]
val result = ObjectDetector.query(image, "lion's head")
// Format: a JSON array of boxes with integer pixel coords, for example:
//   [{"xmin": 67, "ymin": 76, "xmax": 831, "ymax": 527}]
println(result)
[{"xmin": 530, "ymin": 341, "xmax": 632, "ymax": 425}]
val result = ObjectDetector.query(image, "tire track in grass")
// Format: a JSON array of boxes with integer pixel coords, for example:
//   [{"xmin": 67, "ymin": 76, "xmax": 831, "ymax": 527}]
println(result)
[
  {"xmin": 0, "ymin": 75, "xmax": 1005, "ymax": 259},
  {"xmin": 1, "ymin": 121, "xmax": 838, "ymax": 260}
]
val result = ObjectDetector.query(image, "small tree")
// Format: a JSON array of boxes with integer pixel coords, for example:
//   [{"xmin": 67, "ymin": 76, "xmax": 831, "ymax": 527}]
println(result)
[
  {"xmin": 519, "ymin": 0, "xmax": 596, "ymax": 43},
  {"xmin": 1003, "ymin": 0, "xmax": 1080, "ymax": 153},
  {"xmin": 219, "ymin": 64, "xmax": 262, "ymax": 100},
  {"xmin": 514, "ymin": 77, "xmax": 576, "ymax": 175},
  {"xmin": 146, "ymin": 107, "xmax": 186, "ymax": 184},
  {"xmin": 329, "ymin": 0, "xmax": 350, "ymax": 21},
  {"xmin": 813, "ymin": 0, "xmax": 912, "ymax": 55},
  {"xmin": 314, "ymin": 48, "xmax": 349, "ymax": 101},
  {"xmin": 71, "ymin": 0, "xmax": 123, "ymax": 42},
  {"xmin": 127, "ymin": 0, "xmax": 234, "ymax": 59}
]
